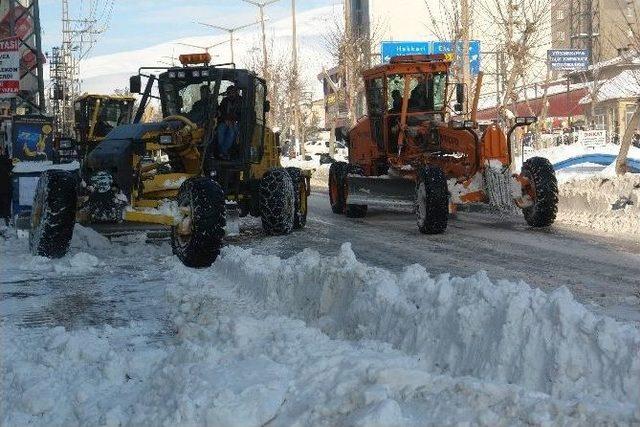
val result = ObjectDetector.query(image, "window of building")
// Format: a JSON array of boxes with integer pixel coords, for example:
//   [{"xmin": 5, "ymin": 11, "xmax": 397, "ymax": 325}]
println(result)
[
  {"xmin": 557, "ymin": 31, "xmax": 566, "ymax": 42},
  {"xmin": 557, "ymin": 9, "xmax": 564, "ymax": 20}
]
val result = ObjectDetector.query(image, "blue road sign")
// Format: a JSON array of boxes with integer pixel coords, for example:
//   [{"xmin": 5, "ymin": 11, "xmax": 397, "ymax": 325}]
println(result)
[
  {"xmin": 380, "ymin": 41, "xmax": 430, "ymax": 63},
  {"xmin": 432, "ymin": 40, "xmax": 481, "ymax": 74},
  {"xmin": 547, "ymin": 49, "xmax": 589, "ymax": 71},
  {"xmin": 380, "ymin": 40, "xmax": 481, "ymax": 74}
]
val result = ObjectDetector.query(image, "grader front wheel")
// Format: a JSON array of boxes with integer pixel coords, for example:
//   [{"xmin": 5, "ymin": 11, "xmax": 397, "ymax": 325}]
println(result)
[
  {"xmin": 29, "ymin": 170, "xmax": 78, "ymax": 258},
  {"xmin": 415, "ymin": 165, "xmax": 449, "ymax": 234},
  {"xmin": 171, "ymin": 177, "xmax": 226, "ymax": 268}
]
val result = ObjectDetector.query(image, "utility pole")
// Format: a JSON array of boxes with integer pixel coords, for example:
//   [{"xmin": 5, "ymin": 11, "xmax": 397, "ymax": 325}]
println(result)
[
  {"xmin": 50, "ymin": 0, "xmax": 108, "ymax": 137},
  {"xmin": 196, "ymin": 21, "xmax": 261, "ymax": 63},
  {"xmin": 460, "ymin": 0, "xmax": 471, "ymax": 117},
  {"xmin": 291, "ymin": 0, "xmax": 302, "ymax": 155},
  {"xmin": 6, "ymin": 0, "xmax": 46, "ymax": 115},
  {"xmin": 241, "ymin": 0, "xmax": 279, "ymax": 82}
]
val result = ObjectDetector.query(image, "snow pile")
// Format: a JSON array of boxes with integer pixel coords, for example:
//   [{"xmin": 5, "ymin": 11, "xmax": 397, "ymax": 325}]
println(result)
[
  {"xmin": 210, "ymin": 244, "xmax": 640, "ymax": 405},
  {"xmin": 11, "ymin": 161, "xmax": 80, "ymax": 174},
  {"xmin": 3, "ymin": 242, "xmax": 640, "ymax": 425},
  {"xmin": 557, "ymin": 174, "xmax": 640, "ymax": 236}
]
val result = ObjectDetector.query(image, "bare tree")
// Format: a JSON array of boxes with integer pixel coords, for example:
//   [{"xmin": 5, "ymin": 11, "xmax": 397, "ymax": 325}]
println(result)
[
  {"xmin": 424, "ymin": 0, "xmax": 474, "ymax": 88},
  {"xmin": 476, "ymin": 0, "xmax": 553, "ymax": 123},
  {"xmin": 612, "ymin": 0, "xmax": 640, "ymax": 175},
  {"xmin": 245, "ymin": 40, "xmax": 313, "ymax": 150},
  {"xmin": 323, "ymin": 10, "xmax": 379, "ymax": 128}
]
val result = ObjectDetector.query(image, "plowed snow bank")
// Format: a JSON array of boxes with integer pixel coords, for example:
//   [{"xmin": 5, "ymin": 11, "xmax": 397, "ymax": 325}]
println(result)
[
  {"xmin": 3, "ymin": 236, "xmax": 640, "ymax": 426},
  {"xmin": 215, "ymin": 243, "xmax": 640, "ymax": 404},
  {"xmin": 557, "ymin": 174, "xmax": 640, "ymax": 236}
]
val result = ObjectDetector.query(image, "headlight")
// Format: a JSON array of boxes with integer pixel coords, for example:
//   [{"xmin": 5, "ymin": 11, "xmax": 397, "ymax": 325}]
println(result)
[
  {"xmin": 159, "ymin": 134, "xmax": 173, "ymax": 145},
  {"xmin": 90, "ymin": 171, "xmax": 113, "ymax": 193}
]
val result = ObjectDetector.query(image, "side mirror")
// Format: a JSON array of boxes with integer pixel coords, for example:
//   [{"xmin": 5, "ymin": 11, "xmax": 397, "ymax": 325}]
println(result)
[
  {"xmin": 264, "ymin": 100, "xmax": 270, "ymax": 113},
  {"xmin": 129, "ymin": 75, "xmax": 142, "ymax": 94}
]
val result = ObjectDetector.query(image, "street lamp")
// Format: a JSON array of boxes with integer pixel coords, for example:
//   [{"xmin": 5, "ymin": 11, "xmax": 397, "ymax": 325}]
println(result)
[
  {"xmin": 240, "ymin": 0, "xmax": 279, "ymax": 79},
  {"xmin": 195, "ymin": 21, "xmax": 261, "ymax": 63}
]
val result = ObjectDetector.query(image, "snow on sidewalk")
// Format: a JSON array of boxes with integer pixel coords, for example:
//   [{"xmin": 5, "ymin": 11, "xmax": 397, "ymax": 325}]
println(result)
[
  {"xmin": 557, "ymin": 173, "xmax": 640, "ymax": 237},
  {"xmin": 2, "ymin": 233, "xmax": 640, "ymax": 425}
]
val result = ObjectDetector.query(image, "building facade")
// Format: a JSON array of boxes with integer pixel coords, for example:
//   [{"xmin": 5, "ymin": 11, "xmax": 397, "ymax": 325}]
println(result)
[{"xmin": 551, "ymin": 0, "xmax": 639, "ymax": 63}]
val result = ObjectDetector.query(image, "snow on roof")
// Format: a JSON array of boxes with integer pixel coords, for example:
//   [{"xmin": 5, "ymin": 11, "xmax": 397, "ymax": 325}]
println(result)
[
  {"xmin": 579, "ymin": 69, "xmax": 640, "ymax": 104},
  {"xmin": 477, "ymin": 79, "xmax": 589, "ymax": 111}
]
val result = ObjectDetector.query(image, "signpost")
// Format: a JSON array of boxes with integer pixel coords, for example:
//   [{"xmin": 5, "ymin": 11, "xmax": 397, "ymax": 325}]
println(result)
[
  {"xmin": 432, "ymin": 40, "xmax": 481, "ymax": 74},
  {"xmin": 0, "ymin": 36, "xmax": 19, "ymax": 97},
  {"xmin": 577, "ymin": 129, "xmax": 607, "ymax": 148},
  {"xmin": 380, "ymin": 40, "xmax": 481, "ymax": 75},
  {"xmin": 547, "ymin": 49, "xmax": 589, "ymax": 71}
]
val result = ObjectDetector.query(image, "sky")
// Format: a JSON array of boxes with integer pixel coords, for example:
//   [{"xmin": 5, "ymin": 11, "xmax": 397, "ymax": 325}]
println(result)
[{"xmin": 38, "ymin": 0, "xmax": 333, "ymax": 59}]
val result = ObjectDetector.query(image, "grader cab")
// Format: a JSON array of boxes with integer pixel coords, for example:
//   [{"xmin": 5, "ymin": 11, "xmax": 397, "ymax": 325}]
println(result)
[
  {"xmin": 73, "ymin": 94, "xmax": 135, "ymax": 159},
  {"xmin": 30, "ymin": 53, "xmax": 309, "ymax": 267},
  {"xmin": 329, "ymin": 54, "xmax": 558, "ymax": 233}
]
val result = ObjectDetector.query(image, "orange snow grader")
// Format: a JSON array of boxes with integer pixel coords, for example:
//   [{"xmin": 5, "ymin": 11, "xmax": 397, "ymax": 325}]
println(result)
[{"xmin": 329, "ymin": 54, "xmax": 558, "ymax": 233}]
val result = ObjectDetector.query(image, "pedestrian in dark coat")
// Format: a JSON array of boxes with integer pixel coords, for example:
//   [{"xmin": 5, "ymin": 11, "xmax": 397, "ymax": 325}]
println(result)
[{"xmin": 0, "ymin": 145, "xmax": 12, "ymax": 226}]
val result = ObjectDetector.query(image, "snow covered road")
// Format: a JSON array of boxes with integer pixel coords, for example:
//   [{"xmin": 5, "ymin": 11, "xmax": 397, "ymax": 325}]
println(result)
[{"xmin": 2, "ymin": 192, "xmax": 640, "ymax": 425}]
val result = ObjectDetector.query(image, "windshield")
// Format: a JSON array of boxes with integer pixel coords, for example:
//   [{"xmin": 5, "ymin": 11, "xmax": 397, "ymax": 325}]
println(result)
[
  {"xmin": 161, "ymin": 76, "xmax": 242, "ymax": 124},
  {"xmin": 93, "ymin": 99, "xmax": 133, "ymax": 138},
  {"xmin": 386, "ymin": 72, "xmax": 447, "ymax": 114}
]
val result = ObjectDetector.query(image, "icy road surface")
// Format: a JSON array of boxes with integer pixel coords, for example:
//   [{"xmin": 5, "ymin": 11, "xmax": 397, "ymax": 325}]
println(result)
[{"xmin": 238, "ymin": 191, "xmax": 640, "ymax": 322}]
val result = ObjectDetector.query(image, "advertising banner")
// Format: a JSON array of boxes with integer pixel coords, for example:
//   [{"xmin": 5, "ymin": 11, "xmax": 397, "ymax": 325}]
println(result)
[
  {"xmin": 578, "ymin": 129, "xmax": 607, "ymax": 148},
  {"xmin": 0, "ymin": 36, "xmax": 19, "ymax": 97},
  {"xmin": 11, "ymin": 114, "xmax": 54, "ymax": 162}
]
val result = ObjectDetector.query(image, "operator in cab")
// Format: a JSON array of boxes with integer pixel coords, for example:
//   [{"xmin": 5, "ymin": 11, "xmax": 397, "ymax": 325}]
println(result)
[
  {"xmin": 189, "ymin": 85, "xmax": 211, "ymax": 125},
  {"xmin": 216, "ymin": 85, "xmax": 242, "ymax": 160}
]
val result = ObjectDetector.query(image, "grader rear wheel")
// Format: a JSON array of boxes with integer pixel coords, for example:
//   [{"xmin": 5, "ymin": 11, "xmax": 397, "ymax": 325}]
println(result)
[
  {"xmin": 285, "ymin": 167, "xmax": 308, "ymax": 229},
  {"xmin": 260, "ymin": 168, "xmax": 295, "ymax": 235},
  {"xmin": 521, "ymin": 157, "xmax": 558, "ymax": 227}
]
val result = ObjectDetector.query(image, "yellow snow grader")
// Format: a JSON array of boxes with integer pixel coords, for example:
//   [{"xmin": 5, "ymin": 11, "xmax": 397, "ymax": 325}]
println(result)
[
  {"xmin": 30, "ymin": 53, "xmax": 309, "ymax": 267},
  {"xmin": 73, "ymin": 94, "xmax": 136, "ymax": 160},
  {"xmin": 329, "ymin": 54, "xmax": 558, "ymax": 232}
]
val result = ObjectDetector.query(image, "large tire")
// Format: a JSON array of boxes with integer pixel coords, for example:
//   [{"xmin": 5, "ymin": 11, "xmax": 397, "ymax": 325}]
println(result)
[
  {"xmin": 29, "ymin": 170, "xmax": 78, "ymax": 258},
  {"xmin": 260, "ymin": 168, "xmax": 295, "ymax": 235},
  {"xmin": 521, "ymin": 157, "xmax": 558, "ymax": 227},
  {"xmin": 328, "ymin": 161, "xmax": 348, "ymax": 214},
  {"xmin": 171, "ymin": 177, "xmax": 226, "ymax": 268},
  {"xmin": 415, "ymin": 165, "xmax": 449, "ymax": 234},
  {"xmin": 285, "ymin": 167, "xmax": 308, "ymax": 229}
]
